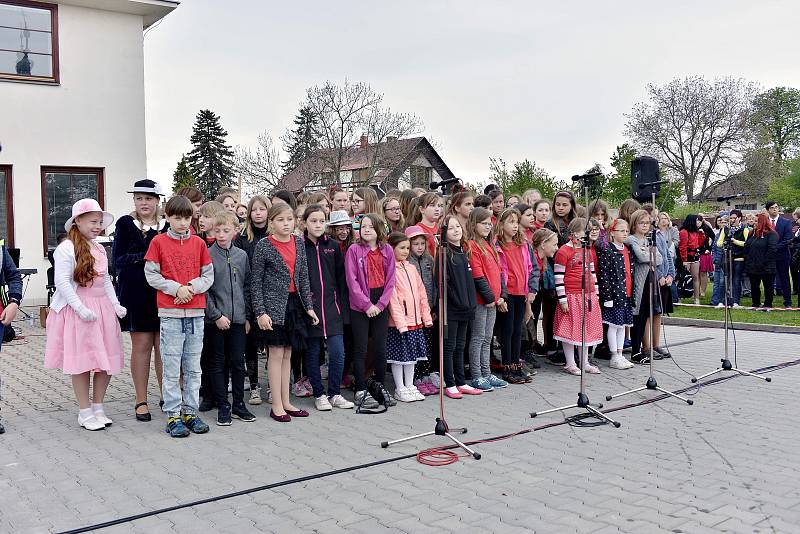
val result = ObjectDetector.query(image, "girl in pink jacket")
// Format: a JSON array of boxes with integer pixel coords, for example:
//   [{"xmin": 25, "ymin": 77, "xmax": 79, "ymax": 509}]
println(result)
[{"xmin": 386, "ymin": 232, "xmax": 433, "ymax": 403}]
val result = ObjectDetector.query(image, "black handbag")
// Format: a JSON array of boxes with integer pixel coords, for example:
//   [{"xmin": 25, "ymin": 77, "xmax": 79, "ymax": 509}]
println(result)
[{"xmin": 356, "ymin": 379, "xmax": 389, "ymax": 414}]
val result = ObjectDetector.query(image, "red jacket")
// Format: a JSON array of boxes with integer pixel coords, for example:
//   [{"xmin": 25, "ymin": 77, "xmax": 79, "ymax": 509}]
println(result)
[
  {"xmin": 469, "ymin": 239, "xmax": 503, "ymax": 305},
  {"xmin": 679, "ymin": 229, "xmax": 704, "ymax": 262}
]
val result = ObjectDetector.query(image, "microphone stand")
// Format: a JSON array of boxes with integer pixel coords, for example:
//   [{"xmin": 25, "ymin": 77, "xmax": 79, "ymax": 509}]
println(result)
[
  {"xmin": 606, "ymin": 192, "xmax": 694, "ymax": 405},
  {"xmin": 381, "ymin": 231, "xmax": 481, "ymax": 459},
  {"xmin": 690, "ymin": 219, "xmax": 772, "ymax": 385},
  {"xmin": 531, "ymin": 176, "xmax": 621, "ymax": 427}
]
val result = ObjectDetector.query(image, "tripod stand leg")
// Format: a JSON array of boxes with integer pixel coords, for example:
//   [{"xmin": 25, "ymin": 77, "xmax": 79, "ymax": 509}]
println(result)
[
  {"xmin": 654, "ymin": 386, "xmax": 694, "ymax": 405},
  {"xmin": 446, "ymin": 428, "xmax": 469, "ymax": 434},
  {"xmin": 445, "ymin": 432, "xmax": 481, "ymax": 459},
  {"xmin": 605, "ymin": 386, "xmax": 647, "ymax": 402},
  {"xmin": 586, "ymin": 405, "xmax": 622, "ymax": 428},
  {"xmin": 381, "ymin": 430, "xmax": 436, "ymax": 448},
  {"xmin": 731, "ymin": 368, "xmax": 772, "ymax": 382},
  {"xmin": 692, "ymin": 368, "xmax": 724, "ymax": 382},
  {"xmin": 531, "ymin": 403, "xmax": 579, "ymax": 418}
]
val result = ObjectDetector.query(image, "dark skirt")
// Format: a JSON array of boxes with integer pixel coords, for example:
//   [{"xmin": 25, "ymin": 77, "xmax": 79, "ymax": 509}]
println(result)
[
  {"xmin": 258, "ymin": 292, "xmax": 308, "ymax": 350},
  {"xmin": 659, "ymin": 284, "xmax": 674, "ymax": 314},
  {"xmin": 117, "ymin": 268, "xmax": 160, "ymax": 333},
  {"xmin": 602, "ymin": 298, "xmax": 634, "ymax": 327},
  {"xmin": 387, "ymin": 326, "xmax": 428, "ymax": 364}
]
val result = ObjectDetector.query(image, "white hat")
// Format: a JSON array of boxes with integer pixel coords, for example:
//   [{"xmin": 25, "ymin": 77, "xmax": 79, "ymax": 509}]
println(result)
[
  {"xmin": 326, "ymin": 210, "xmax": 352, "ymax": 227},
  {"xmin": 64, "ymin": 198, "xmax": 114, "ymax": 232}
]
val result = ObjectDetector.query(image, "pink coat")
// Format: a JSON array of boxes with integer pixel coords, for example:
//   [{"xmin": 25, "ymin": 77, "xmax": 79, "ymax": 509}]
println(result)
[{"xmin": 388, "ymin": 260, "xmax": 433, "ymax": 333}]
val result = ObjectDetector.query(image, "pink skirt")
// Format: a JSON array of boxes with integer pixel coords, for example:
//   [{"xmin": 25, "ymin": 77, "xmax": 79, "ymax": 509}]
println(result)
[
  {"xmin": 44, "ymin": 283, "xmax": 124, "ymax": 375},
  {"xmin": 553, "ymin": 292, "xmax": 603, "ymax": 346}
]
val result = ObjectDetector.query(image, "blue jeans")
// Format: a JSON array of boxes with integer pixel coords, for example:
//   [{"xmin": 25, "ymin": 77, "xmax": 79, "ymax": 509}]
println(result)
[
  {"xmin": 711, "ymin": 265, "xmax": 726, "ymax": 305},
  {"xmin": 305, "ymin": 335, "xmax": 345, "ymax": 398},
  {"xmin": 731, "ymin": 261, "xmax": 745, "ymax": 305},
  {"xmin": 160, "ymin": 317, "xmax": 204, "ymax": 417}
]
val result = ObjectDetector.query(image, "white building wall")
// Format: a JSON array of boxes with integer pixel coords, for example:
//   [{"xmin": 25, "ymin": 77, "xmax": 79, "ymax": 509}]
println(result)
[{"xmin": 0, "ymin": 3, "xmax": 147, "ymax": 303}]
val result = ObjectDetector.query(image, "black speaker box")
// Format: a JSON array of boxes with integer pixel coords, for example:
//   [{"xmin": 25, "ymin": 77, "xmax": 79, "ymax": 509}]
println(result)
[{"xmin": 632, "ymin": 156, "xmax": 660, "ymax": 202}]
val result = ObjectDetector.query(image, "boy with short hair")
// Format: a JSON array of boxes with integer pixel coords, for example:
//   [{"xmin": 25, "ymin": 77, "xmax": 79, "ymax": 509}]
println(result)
[
  {"xmin": 145, "ymin": 195, "xmax": 214, "ymax": 438},
  {"xmin": 205, "ymin": 211, "xmax": 256, "ymax": 425}
]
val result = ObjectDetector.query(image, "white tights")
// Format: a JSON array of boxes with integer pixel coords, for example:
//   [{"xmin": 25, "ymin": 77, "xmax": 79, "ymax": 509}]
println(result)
[
  {"xmin": 562, "ymin": 342, "xmax": 589, "ymax": 369},
  {"xmin": 391, "ymin": 363, "xmax": 416, "ymax": 389},
  {"xmin": 607, "ymin": 324, "xmax": 626, "ymax": 355}
]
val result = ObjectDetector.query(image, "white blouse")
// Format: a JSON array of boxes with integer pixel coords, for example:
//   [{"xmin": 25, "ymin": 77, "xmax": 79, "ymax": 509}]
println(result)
[{"xmin": 50, "ymin": 240, "xmax": 120, "ymax": 313}]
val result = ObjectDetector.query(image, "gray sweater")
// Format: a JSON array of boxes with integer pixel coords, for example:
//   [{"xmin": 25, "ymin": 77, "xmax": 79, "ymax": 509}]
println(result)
[
  {"xmin": 251, "ymin": 235, "xmax": 313, "ymax": 325},
  {"xmin": 206, "ymin": 242, "xmax": 251, "ymax": 325}
]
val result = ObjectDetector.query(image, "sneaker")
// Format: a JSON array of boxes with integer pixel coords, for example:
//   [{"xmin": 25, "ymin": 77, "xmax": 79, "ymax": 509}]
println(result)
[
  {"xmin": 486, "ymin": 374, "xmax": 508, "ymax": 389},
  {"xmin": 181, "ymin": 414, "xmax": 210, "ymax": 434},
  {"xmin": 409, "ymin": 386, "xmax": 425, "ymax": 401},
  {"xmin": 732, "ymin": 303, "xmax": 742, "ymax": 308},
  {"xmin": 444, "ymin": 387, "xmax": 463, "ymax": 399},
  {"xmin": 395, "ymin": 387, "xmax": 417, "ymax": 403},
  {"xmin": 520, "ymin": 361, "xmax": 537, "ymax": 377},
  {"xmin": 217, "ymin": 407, "xmax": 232, "ymax": 426},
  {"xmin": 415, "ymin": 379, "xmax": 436, "ymax": 395},
  {"xmin": 165, "ymin": 416, "xmax": 190, "ymax": 438},
  {"xmin": 355, "ymin": 390, "xmax": 379, "ymax": 409},
  {"xmin": 471, "ymin": 377, "xmax": 494, "ymax": 392},
  {"xmin": 456, "ymin": 384, "xmax": 483, "ymax": 395},
  {"xmin": 654, "ymin": 347, "xmax": 672, "ymax": 359},
  {"xmin": 0, "ymin": 420, "xmax": 4, "ymax": 434},
  {"xmin": 609, "ymin": 355, "xmax": 635, "ymax": 370},
  {"xmin": 314, "ymin": 395, "xmax": 333, "ymax": 411},
  {"xmin": 383, "ymin": 388, "xmax": 397, "ymax": 407},
  {"xmin": 320, "ymin": 364, "xmax": 328, "ymax": 380},
  {"xmin": 199, "ymin": 397, "xmax": 215, "ymax": 412},
  {"xmin": 329, "ymin": 394, "xmax": 355, "ymax": 409},
  {"xmin": 292, "ymin": 380, "xmax": 312, "ymax": 398},
  {"xmin": 231, "ymin": 405, "xmax": 256, "ymax": 422},
  {"xmin": 715, "ymin": 303, "xmax": 724, "ymax": 308},
  {"xmin": 428, "ymin": 372, "xmax": 441, "ymax": 388},
  {"xmin": 504, "ymin": 369, "xmax": 527, "ymax": 385},
  {"xmin": 631, "ymin": 352, "xmax": 650, "ymax": 365},
  {"xmin": 248, "ymin": 385, "xmax": 263, "ymax": 405},
  {"xmin": 78, "ymin": 412, "xmax": 105, "ymax": 431}
]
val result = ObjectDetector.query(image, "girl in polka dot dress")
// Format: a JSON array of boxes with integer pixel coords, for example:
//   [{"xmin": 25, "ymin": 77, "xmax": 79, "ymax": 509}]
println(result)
[
  {"xmin": 553, "ymin": 218, "xmax": 603, "ymax": 375},
  {"xmin": 386, "ymin": 232, "xmax": 433, "ymax": 403},
  {"xmin": 597, "ymin": 219, "xmax": 635, "ymax": 370}
]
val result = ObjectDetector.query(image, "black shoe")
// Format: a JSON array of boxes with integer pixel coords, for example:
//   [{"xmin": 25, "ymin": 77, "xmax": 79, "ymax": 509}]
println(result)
[
  {"xmin": 593, "ymin": 345, "xmax": 612, "ymax": 360},
  {"xmin": 135, "ymin": 402, "xmax": 152, "ymax": 422},
  {"xmin": 216, "ymin": 406, "xmax": 232, "ymax": 426},
  {"xmin": 546, "ymin": 350, "xmax": 566, "ymax": 366},
  {"xmin": 520, "ymin": 361, "xmax": 537, "ymax": 378},
  {"xmin": 231, "ymin": 404, "xmax": 256, "ymax": 422},
  {"xmin": 199, "ymin": 397, "xmax": 216, "ymax": 412},
  {"xmin": 0, "ymin": 419, "xmax": 5, "ymax": 434},
  {"xmin": 631, "ymin": 352, "xmax": 651, "ymax": 365},
  {"xmin": 523, "ymin": 349, "xmax": 542, "ymax": 369}
]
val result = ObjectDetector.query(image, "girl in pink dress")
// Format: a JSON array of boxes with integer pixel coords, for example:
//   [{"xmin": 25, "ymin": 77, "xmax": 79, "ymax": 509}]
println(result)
[{"xmin": 45, "ymin": 199, "xmax": 127, "ymax": 431}]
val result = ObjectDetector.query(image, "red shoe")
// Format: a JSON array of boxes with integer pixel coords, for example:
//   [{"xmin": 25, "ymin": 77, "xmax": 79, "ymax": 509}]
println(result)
[
  {"xmin": 456, "ymin": 385, "xmax": 483, "ymax": 395},
  {"xmin": 444, "ymin": 387, "xmax": 463, "ymax": 399}
]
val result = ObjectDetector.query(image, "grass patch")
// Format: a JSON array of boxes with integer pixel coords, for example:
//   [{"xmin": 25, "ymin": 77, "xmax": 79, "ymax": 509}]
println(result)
[{"xmin": 669, "ymin": 305, "xmax": 800, "ymax": 327}]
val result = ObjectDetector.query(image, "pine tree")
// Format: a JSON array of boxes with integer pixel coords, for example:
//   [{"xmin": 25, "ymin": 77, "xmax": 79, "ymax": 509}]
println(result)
[
  {"xmin": 172, "ymin": 155, "xmax": 195, "ymax": 192},
  {"xmin": 281, "ymin": 105, "xmax": 320, "ymax": 173},
  {"xmin": 186, "ymin": 109, "xmax": 235, "ymax": 199}
]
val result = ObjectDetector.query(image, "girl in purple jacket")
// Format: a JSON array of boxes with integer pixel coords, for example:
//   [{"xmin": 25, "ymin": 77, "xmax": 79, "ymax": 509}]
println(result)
[{"xmin": 344, "ymin": 214, "xmax": 397, "ymax": 409}]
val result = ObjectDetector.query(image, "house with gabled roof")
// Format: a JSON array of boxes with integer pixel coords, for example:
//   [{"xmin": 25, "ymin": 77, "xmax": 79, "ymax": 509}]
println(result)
[{"xmin": 276, "ymin": 135, "xmax": 456, "ymax": 194}]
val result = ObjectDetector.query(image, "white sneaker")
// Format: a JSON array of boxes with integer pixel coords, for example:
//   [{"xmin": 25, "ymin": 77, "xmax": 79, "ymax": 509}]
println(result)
[
  {"xmin": 609, "ymin": 355, "xmax": 635, "ymax": 370},
  {"xmin": 320, "ymin": 364, "xmax": 328, "ymax": 380},
  {"xmin": 329, "ymin": 394, "xmax": 355, "ymax": 409},
  {"xmin": 732, "ymin": 303, "xmax": 741, "ymax": 308},
  {"xmin": 715, "ymin": 303, "xmax": 725, "ymax": 308},
  {"xmin": 78, "ymin": 412, "xmax": 105, "ymax": 431},
  {"xmin": 409, "ymin": 386, "xmax": 425, "ymax": 401},
  {"xmin": 249, "ymin": 385, "xmax": 263, "ymax": 405},
  {"xmin": 428, "ymin": 372, "xmax": 441, "ymax": 388},
  {"xmin": 395, "ymin": 387, "xmax": 416, "ymax": 403},
  {"xmin": 314, "ymin": 395, "xmax": 332, "ymax": 411}
]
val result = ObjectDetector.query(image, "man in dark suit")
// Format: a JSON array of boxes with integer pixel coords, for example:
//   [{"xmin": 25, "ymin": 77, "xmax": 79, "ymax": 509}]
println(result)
[{"xmin": 766, "ymin": 200, "xmax": 793, "ymax": 308}]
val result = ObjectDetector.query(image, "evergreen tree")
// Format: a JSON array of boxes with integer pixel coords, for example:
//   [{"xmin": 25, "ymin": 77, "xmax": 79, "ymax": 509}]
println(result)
[
  {"xmin": 186, "ymin": 109, "xmax": 235, "ymax": 199},
  {"xmin": 281, "ymin": 105, "xmax": 320, "ymax": 173},
  {"xmin": 172, "ymin": 155, "xmax": 195, "ymax": 192}
]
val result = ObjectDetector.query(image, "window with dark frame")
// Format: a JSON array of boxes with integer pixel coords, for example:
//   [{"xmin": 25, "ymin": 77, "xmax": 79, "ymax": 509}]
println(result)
[
  {"xmin": 0, "ymin": 0, "xmax": 58, "ymax": 83},
  {"xmin": 41, "ymin": 167, "xmax": 104, "ymax": 254},
  {"xmin": 0, "ymin": 165, "xmax": 13, "ymax": 248}
]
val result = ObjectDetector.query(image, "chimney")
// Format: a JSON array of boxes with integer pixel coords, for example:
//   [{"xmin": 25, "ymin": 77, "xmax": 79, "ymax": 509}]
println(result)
[{"xmin": 360, "ymin": 135, "xmax": 368, "ymax": 149}]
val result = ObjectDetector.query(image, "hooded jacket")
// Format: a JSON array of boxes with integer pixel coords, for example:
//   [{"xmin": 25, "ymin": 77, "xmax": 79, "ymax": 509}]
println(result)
[
  {"xmin": 304, "ymin": 233, "xmax": 349, "ymax": 337},
  {"xmin": 388, "ymin": 260, "xmax": 433, "ymax": 332},
  {"xmin": 436, "ymin": 243, "xmax": 477, "ymax": 322},
  {"xmin": 344, "ymin": 242, "xmax": 397, "ymax": 313}
]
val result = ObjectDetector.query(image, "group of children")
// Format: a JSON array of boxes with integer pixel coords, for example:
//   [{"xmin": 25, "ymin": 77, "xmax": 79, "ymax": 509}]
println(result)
[{"xmin": 40, "ymin": 180, "xmax": 675, "ymax": 437}]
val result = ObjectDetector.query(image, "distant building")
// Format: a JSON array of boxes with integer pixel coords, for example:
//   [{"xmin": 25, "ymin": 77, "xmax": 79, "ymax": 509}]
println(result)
[
  {"xmin": 0, "ymin": 0, "xmax": 178, "ymax": 303},
  {"xmin": 276, "ymin": 136, "xmax": 456, "ymax": 194},
  {"xmin": 701, "ymin": 176, "xmax": 764, "ymax": 213}
]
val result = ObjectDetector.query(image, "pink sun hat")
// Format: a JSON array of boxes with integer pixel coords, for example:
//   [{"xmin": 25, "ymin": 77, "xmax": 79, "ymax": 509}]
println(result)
[{"xmin": 64, "ymin": 198, "xmax": 114, "ymax": 232}]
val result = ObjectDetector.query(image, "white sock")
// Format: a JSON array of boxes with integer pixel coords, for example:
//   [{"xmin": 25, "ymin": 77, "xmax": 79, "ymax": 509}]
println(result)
[
  {"xmin": 79, "ymin": 407, "xmax": 93, "ymax": 420},
  {"xmin": 446, "ymin": 386, "xmax": 460, "ymax": 394},
  {"xmin": 403, "ymin": 364, "xmax": 415, "ymax": 388},
  {"xmin": 91, "ymin": 403, "xmax": 104, "ymax": 414},
  {"xmin": 563, "ymin": 342, "xmax": 576, "ymax": 368},
  {"xmin": 391, "ymin": 364, "xmax": 405, "ymax": 390}
]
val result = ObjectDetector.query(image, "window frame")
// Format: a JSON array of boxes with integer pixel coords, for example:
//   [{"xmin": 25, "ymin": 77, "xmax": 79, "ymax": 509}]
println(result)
[
  {"xmin": 0, "ymin": 0, "xmax": 59, "ymax": 84},
  {"xmin": 0, "ymin": 164, "xmax": 14, "ymax": 248},
  {"xmin": 40, "ymin": 166, "xmax": 105, "ymax": 255}
]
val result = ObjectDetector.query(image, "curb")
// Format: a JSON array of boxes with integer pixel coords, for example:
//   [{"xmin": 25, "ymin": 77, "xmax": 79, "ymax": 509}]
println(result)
[{"xmin": 663, "ymin": 316, "xmax": 800, "ymax": 334}]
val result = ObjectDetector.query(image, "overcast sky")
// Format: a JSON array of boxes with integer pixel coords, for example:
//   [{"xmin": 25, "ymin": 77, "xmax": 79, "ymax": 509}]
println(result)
[{"xmin": 142, "ymin": 0, "xmax": 800, "ymax": 189}]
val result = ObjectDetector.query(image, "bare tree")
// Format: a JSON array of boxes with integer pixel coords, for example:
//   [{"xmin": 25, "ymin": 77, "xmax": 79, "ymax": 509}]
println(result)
[
  {"xmin": 234, "ymin": 131, "xmax": 281, "ymax": 197},
  {"xmin": 304, "ymin": 80, "xmax": 423, "ymax": 187},
  {"xmin": 624, "ymin": 76, "xmax": 758, "ymax": 202}
]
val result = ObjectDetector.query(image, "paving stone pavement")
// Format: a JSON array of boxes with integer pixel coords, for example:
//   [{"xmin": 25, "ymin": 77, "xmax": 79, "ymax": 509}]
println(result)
[{"xmin": 1, "ymin": 313, "xmax": 800, "ymax": 533}]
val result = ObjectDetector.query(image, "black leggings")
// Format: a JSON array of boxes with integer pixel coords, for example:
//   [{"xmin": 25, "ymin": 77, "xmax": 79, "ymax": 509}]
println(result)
[
  {"xmin": 537, "ymin": 291, "xmax": 557, "ymax": 351},
  {"xmin": 350, "ymin": 287, "xmax": 389, "ymax": 391},
  {"xmin": 631, "ymin": 278, "xmax": 659, "ymax": 356},
  {"xmin": 749, "ymin": 274, "xmax": 775, "ymax": 308},
  {"xmin": 499, "ymin": 295, "xmax": 527, "ymax": 365},
  {"xmin": 442, "ymin": 319, "xmax": 469, "ymax": 388},
  {"xmin": 244, "ymin": 328, "xmax": 260, "ymax": 387}
]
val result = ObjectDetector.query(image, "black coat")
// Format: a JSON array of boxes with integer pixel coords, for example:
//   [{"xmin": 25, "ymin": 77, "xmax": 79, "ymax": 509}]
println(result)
[
  {"xmin": 112, "ymin": 215, "xmax": 167, "ymax": 332},
  {"xmin": 744, "ymin": 232, "xmax": 778, "ymax": 275},
  {"xmin": 304, "ymin": 234, "xmax": 349, "ymax": 337},
  {"xmin": 597, "ymin": 243, "xmax": 633, "ymax": 308},
  {"xmin": 437, "ymin": 243, "xmax": 477, "ymax": 322},
  {"xmin": 234, "ymin": 225, "xmax": 269, "ymax": 267}
]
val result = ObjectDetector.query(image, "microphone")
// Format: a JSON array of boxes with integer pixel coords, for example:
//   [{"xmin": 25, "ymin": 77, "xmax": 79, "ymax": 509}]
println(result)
[
  {"xmin": 716, "ymin": 193, "xmax": 746, "ymax": 202},
  {"xmin": 430, "ymin": 177, "xmax": 461, "ymax": 190},
  {"xmin": 571, "ymin": 171, "xmax": 603, "ymax": 181},
  {"xmin": 638, "ymin": 179, "xmax": 669, "ymax": 188}
]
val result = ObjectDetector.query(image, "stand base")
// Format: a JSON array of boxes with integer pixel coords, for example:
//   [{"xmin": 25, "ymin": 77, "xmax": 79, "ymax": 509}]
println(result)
[
  {"xmin": 692, "ymin": 359, "xmax": 772, "ymax": 383},
  {"xmin": 606, "ymin": 375, "xmax": 694, "ymax": 404},
  {"xmin": 381, "ymin": 418, "xmax": 481, "ymax": 460},
  {"xmin": 530, "ymin": 392, "xmax": 621, "ymax": 428}
]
